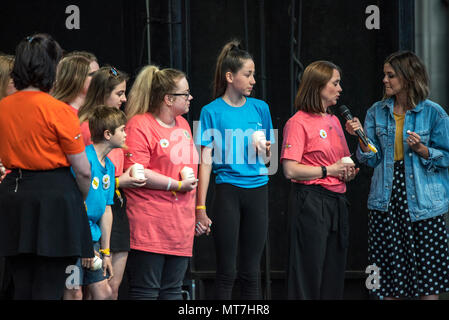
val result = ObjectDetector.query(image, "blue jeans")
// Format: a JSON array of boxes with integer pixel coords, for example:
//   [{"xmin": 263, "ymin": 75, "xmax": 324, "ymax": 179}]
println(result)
[{"xmin": 126, "ymin": 250, "xmax": 189, "ymax": 300}]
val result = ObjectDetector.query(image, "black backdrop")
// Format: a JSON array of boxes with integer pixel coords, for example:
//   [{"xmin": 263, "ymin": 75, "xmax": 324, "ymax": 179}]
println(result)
[{"xmin": 0, "ymin": 0, "xmax": 414, "ymax": 299}]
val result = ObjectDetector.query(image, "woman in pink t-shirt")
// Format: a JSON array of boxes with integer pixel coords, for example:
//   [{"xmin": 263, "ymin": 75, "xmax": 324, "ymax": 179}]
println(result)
[
  {"xmin": 123, "ymin": 65, "xmax": 199, "ymax": 300},
  {"xmin": 280, "ymin": 61, "xmax": 359, "ymax": 299}
]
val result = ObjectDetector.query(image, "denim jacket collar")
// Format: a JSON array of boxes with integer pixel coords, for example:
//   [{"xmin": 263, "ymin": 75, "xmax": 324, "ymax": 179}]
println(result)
[{"xmin": 381, "ymin": 97, "xmax": 425, "ymax": 114}]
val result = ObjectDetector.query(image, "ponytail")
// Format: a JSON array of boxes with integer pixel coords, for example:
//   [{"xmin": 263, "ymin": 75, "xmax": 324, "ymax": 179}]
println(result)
[{"xmin": 213, "ymin": 40, "xmax": 253, "ymax": 99}]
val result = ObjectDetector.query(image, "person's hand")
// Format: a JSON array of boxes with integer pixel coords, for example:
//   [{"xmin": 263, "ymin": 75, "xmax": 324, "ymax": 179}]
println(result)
[
  {"xmin": 103, "ymin": 256, "xmax": 114, "ymax": 279},
  {"xmin": 265, "ymin": 141, "xmax": 271, "ymax": 158},
  {"xmin": 178, "ymin": 177, "xmax": 198, "ymax": 192},
  {"xmin": 118, "ymin": 167, "xmax": 147, "ymax": 188},
  {"xmin": 195, "ymin": 210, "xmax": 212, "ymax": 236},
  {"xmin": 327, "ymin": 159, "xmax": 355, "ymax": 181},
  {"xmin": 406, "ymin": 131, "xmax": 424, "ymax": 152},
  {"xmin": 345, "ymin": 117, "xmax": 363, "ymax": 136},
  {"xmin": 0, "ymin": 159, "xmax": 6, "ymax": 183},
  {"xmin": 81, "ymin": 257, "xmax": 94, "ymax": 269},
  {"xmin": 344, "ymin": 166, "xmax": 360, "ymax": 182}
]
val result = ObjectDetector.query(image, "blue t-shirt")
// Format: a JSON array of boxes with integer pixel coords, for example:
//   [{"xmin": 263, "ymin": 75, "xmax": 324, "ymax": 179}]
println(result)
[
  {"xmin": 195, "ymin": 97, "xmax": 274, "ymax": 188},
  {"xmin": 82, "ymin": 144, "xmax": 115, "ymax": 241}
]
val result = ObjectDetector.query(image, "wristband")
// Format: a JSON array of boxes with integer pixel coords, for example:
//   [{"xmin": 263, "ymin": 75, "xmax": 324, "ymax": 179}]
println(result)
[
  {"xmin": 196, "ymin": 205, "xmax": 206, "ymax": 210},
  {"xmin": 99, "ymin": 248, "xmax": 110, "ymax": 256},
  {"xmin": 115, "ymin": 177, "xmax": 119, "ymax": 189},
  {"xmin": 321, "ymin": 166, "xmax": 327, "ymax": 179},
  {"xmin": 167, "ymin": 177, "xmax": 172, "ymax": 191},
  {"xmin": 177, "ymin": 181, "xmax": 182, "ymax": 191}
]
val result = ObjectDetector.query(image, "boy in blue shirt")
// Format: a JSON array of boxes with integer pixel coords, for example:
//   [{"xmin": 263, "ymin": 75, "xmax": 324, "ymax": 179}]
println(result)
[{"xmin": 64, "ymin": 106, "xmax": 127, "ymax": 300}]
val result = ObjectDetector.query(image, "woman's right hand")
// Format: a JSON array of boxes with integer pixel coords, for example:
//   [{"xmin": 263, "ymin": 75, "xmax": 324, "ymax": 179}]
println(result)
[
  {"xmin": 327, "ymin": 159, "xmax": 355, "ymax": 181},
  {"xmin": 345, "ymin": 117, "xmax": 363, "ymax": 136},
  {"xmin": 118, "ymin": 166, "xmax": 147, "ymax": 189}
]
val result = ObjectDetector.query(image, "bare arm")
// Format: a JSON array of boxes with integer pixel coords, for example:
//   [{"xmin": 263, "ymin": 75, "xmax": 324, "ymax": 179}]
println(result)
[
  {"xmin": 66, "ymin": 151, "xmax": 91, "ymax": 200},
  {"xmin": 195, "ymin": 146, "xmax": 213, "ymax": 236},
  {"xmin": 99, "ymin": 205, "xmax": 113, "ymax": 278},
  {"xmin": 283, "ymin": 159, "xmax": 355, "ymax": 181}
]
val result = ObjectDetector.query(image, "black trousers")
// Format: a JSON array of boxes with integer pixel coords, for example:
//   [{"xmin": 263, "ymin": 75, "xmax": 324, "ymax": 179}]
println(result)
[
  {"xmin": 6, "ymin": 254, "xmax": 76, "ymax": 300},
  {"xmin": 287, "ymin": 183, "xmax": 349, "ymax": 300},
  {"xmin": 126, "ymin": 250, "xmax": 189, "ymax": 300},
  {"xmin": 212, "ymin": 183, "xmax": 268, "ymax": 300}
]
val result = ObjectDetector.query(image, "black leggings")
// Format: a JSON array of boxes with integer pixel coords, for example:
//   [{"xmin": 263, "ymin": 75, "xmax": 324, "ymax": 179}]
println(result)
[{"xmin": 212, "ymin": 183, "xmax": 268, "ymax": 300}]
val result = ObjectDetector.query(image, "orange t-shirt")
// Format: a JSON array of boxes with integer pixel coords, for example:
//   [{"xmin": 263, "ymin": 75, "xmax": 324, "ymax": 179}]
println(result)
[{"xmin": 0, "ymin": 91, "xmax": 85, "ymax": 170}]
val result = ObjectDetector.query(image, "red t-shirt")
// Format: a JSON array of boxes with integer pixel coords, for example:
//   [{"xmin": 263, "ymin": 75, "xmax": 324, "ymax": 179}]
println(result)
[
  {"xmin": 123, "ymin": 113, "xmax": 199, "ymax": 257},
  {"xmin": 280, "ymin": 111, "xmax": 350, "ymax": 193},
  {"xmin": 0, "ymin": 91, "xmax": 85, "ymax": 170}
]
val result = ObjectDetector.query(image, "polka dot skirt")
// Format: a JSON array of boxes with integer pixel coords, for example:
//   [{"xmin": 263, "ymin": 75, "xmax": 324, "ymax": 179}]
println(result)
[{"xmin": 368, "ymin": 160, "xmax": 449, "ymax": 298}]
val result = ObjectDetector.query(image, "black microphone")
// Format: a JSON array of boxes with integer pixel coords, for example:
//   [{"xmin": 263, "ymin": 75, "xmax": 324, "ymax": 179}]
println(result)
[{"xmin": 338, "ymin": 105, "xmax": 369, "ymax": 147}]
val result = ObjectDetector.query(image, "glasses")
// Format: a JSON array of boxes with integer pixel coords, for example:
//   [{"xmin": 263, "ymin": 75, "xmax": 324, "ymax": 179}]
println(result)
[{"xmin": 168, "ymin": 91, "xmax": 191, "ymax": 99}]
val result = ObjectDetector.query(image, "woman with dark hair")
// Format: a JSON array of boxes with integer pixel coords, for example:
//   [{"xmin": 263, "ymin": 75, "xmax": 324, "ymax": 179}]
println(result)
[
  {"xmin": 281, "ymin": 60, "xmax": 358, "ymax": 299},
  {"xmin": 195, "ymin": 40, "xmax": 274, "ymax": 300},
  {"xmin": 0, "ymin": 33, "xmax": 93, "ymax": 300},
  {"xmin": 347, "ymin": 51, "xmax": 449, "ymax": 300}
]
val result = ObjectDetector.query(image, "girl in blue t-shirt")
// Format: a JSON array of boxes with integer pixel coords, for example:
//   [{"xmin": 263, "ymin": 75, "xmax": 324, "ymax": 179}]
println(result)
[{"xmin": 195, "ymin": 40, "xmax": 274, "ymax": 299}]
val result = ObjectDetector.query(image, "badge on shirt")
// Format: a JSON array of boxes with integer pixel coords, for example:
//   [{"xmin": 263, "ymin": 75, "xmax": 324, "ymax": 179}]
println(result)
[
  {"xmin": 103, "ymin": 174, "xmax": 111, "ymax": 190},
  {"xmin": 160, "ymin": 139, "xmax": 170, "ymax": 148},
  {"xmin": 92, "ymin": 177, "xmax": 100, "ymax": 190},
  {"xmin": 320, "ymin": 129, "xmax": 328, "ymax": 139},
  {"xmin": 183, "ymin": 130, "xmax": 191, "ymax": 140}
]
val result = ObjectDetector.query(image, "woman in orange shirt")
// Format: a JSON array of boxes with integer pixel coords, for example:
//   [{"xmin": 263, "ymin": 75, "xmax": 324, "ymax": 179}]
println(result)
[{"xmin": 0, "ymin": 34, "xmax": 93, "ymax": 300}]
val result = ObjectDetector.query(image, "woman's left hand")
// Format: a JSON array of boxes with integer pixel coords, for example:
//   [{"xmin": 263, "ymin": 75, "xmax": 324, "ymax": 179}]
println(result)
[
  {"xmin": 406, "ymin": 131, "xmax": 430, "ymax": 158},
  {"xmin": 103, "ymin": 256, "xmax": 114, "ymax": 279},
  {"xmin": 344, "ymin": 166, "xmax": 360, "ymax": 182},
  {"xmin": 0, "ymin": 159, "xmax": 6, "ymax": 183},
  {"xmin": 195, "ymin": 210, "xmax": 212, "ymax": 237}
]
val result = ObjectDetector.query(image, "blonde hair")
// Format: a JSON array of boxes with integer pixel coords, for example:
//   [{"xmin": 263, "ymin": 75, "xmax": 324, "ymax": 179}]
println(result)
[
  {"xmin": 383, "ymin": 51, "xmax": 429, "ymax": 108},
  {"xmin": 294, "ymin": 60, "xmax": 341, "ymax": 114},
  {"xmin": 0, "ymin": 54, "xmax": 14, "ymax": 100},
  {"xmin": 78, "ymin": 66, "xmax": 128, "ymax": 123},
  {"xmin": 125, "ymin": 65, "xmax": 185, "ymax": 119},
  {"xmin": 213, "ymin": 40, "xmax": 253, "ymax": 99},
  {"xmin": 52, "ymin": 55, "xmax": 91, "ymax": 103}
]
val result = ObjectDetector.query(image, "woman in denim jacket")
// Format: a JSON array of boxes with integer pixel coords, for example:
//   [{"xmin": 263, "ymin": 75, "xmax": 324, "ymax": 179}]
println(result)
[{"xmin": 346, "ymin": 51, "xmax": 449, "ymax": 300}]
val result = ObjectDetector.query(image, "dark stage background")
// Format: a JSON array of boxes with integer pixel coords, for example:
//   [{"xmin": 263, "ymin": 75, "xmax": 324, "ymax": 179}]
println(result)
[{"xmin": 0, "ymin": 0, "xmax": 416, "ymax": 299}]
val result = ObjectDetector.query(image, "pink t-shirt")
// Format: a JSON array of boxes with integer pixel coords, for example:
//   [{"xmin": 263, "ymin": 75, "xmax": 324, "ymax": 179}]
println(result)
[
  {"xmin": 123, "ymin": 113, "xmax": 199, "ymax": 257},
  {"xmin": 280, "ymin": 111, "xmax": 350, "ymax": 193},
  {"xmin": 80, "ymin": 121, "xmax": 124, "ymax": 176}
]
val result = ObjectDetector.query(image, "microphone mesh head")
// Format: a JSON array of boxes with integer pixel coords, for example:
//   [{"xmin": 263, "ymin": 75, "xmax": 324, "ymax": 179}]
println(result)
[{"xmin": 338, "ymin": 105, "xmax": 352, "ymax": 119}]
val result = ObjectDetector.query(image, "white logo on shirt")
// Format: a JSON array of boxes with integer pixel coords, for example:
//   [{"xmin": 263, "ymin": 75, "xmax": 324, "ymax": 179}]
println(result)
[
  {"xmin": 320, "ymin": 129, "xmax": 328, "ymax": 139},
  {"xmin": 103, "ymin": 175, "xmax": 110, "ymax": 190},
  {"xmin": 160, "ymin": 139, "xmax": 170, "ymax": 148},
  {"xmin": 92, "ymin": 177, "xmax": 100, "ymax": 190}
]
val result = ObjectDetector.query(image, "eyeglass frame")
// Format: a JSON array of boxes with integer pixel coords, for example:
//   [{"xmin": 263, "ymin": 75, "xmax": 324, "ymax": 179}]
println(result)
[{"xmin": 167, "ymin": 91, "xmax": 191, "ymax": 99}]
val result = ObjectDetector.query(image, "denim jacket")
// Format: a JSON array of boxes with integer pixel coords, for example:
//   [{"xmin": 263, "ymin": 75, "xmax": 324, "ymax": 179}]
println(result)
[{"xmin": 356, "ymin": 98, "xmax": 449, "ymax": 222}]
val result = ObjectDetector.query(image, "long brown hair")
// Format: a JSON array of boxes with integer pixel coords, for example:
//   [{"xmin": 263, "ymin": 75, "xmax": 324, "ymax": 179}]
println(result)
[
  {"xmin": 52, "ymin": 55, "xmax": 91, "ymax": 103},
  {"xmin": 78, "ymin": 66, "xmax": 128, "ymax": 123},
  {"xmin": 213, "ymin": 40, "xmax": 253, "ymax": 99},
  {"xmin": 125, "ymin": 65, "xmax": 185, "ymax": 119},
  {"xmin": 383, "ymin": 51, "xmax": 429, "ymax": 108},
  {"xmin": 0, "ymin": 54, "xmax": 14, "ymax": 100},
  {"xmin": 294, "ymin": 60, "xmax": 341, "ymax": 114}
]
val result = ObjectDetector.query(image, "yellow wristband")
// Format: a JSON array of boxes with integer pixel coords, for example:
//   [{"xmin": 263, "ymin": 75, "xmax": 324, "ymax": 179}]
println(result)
[
  {"xmin": 196, "ymin": 205, "xmax": 206, "ymax": 210},
  {"xmin": 115, "ymin": 177, "xmax": 119, "ymax": 189},
  {"xmin": 177, "ymin": 181, "xmax": 182, "ymax": 191},
  {"xmin": 99, "ymin": 248, "xmax": 110, "ymax": 256}
]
